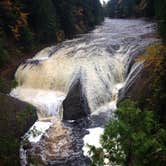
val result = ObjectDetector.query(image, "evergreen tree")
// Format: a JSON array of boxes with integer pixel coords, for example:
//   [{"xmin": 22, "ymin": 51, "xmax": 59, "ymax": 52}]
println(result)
[
  {"xmin": 22, "ymin": 0, "xmax": 59, "ymax": 43},
  {"xmin": 52, "ymin": 0, "xmax": 76, "ymax": 38},
  {"xmin": 89, "ymin": 100, "xmax": 166, "ymax": 166},
  {"xmin": 155, "ymin": 0, "xmax": 166, "ymax": 42},
  {"xmin": 0, "ymin": 0, "xmax": 104, "ymax": 67}
]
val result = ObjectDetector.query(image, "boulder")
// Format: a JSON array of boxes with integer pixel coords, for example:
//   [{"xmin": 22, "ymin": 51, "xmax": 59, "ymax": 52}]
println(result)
[
  {"xmin": 0, "ymin": 92, "xmax": 37, "ymax": 165},
  {"xmin": 63, "ymin": 79, "xmax": 90, "ymax": 120}
]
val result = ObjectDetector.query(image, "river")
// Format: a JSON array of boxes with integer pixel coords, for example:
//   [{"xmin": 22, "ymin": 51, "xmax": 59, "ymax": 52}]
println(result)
[{"xmin": 10, "ymin": 19, "xmax": 158, "ymax": 166}]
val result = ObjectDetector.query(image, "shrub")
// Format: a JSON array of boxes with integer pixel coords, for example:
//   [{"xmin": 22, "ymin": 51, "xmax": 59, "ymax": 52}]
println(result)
[
  {"xmin": 89, "ymin": 99, "xmax": 166, "ymax": 166},
  {"xmin": 137, "ymin": 44, "xmax": 166, "ymax": 125}
]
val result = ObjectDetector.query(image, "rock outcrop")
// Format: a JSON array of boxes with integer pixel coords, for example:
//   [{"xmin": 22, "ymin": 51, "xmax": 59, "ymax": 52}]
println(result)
[
  {"xmin": 0, "ymin": 92, "xmax": 37, "ymax": 165},
  {"xmin": 24, "ymin": 118, "xmax": 90, "ymax": 166},
  {"xmin": 63, "ymin": 79, "xmax": 90, "ymax": 120},
  {"xmin": 119, "ymin": 65, "xmax": 152, "ymax": 110}
]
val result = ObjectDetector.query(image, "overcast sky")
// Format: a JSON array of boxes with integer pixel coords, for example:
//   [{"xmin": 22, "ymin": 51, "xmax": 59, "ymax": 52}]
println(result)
[{"xmin": 100, "ymin": 0, "xmax": 110, "ymax": 5}]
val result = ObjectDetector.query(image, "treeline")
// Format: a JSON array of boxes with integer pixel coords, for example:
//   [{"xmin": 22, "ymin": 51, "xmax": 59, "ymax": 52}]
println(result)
[
  {"xmin": 0, "ymin": 0, "xmax": 103, "ymax": 67},
  {"xmin": 105, "ymin": 0, "xmax": 155, "ymax": 18},
  {"xmin": 105, "ymin": 0, "xmax": 166, "ymax": 42}
]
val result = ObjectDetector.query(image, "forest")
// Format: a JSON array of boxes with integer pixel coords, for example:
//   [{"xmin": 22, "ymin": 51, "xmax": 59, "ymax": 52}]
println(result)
[
  {"xmin": 0, "ymin": 0, "xmax": 103, "ymax": 67},
  {"xmin": 0, "ymin": 0, "xmax": 166, "ymax": 166},
  {"xmin": 105, "ymin": 0, "xmax": 166, "ymax": 41}
]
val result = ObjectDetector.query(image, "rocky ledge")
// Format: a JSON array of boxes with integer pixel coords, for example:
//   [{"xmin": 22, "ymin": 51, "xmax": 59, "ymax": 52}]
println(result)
[
  {"xmin": 23, "ymin": 118, "xmax": 91, "ymax": 166},
  {"xmin": 0, "ymin": 93, "xmax": 37, "ymax": 165}
]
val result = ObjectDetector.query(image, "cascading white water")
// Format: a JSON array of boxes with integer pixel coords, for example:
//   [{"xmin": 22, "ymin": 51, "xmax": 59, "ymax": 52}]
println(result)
[
  {"xmin": 11, "ymin": 51, "xmax": 124, "ymax": 115},
  {"xmin": 10, "ymin": 19, "xmax": 158, "ymax": 165},
  {"xmin": 11, "ymin": 88, "xmax": 65, "ymax": 118}
]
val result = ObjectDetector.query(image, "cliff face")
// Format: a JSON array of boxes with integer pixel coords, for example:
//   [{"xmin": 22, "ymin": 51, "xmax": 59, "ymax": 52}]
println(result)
[
  {"xmin": 119, "ymin": 62, "xmax": 160, "ymax": 113},
  {"xmin": 0, "ymin": 93, "xmax": 37, "ymax": 165}
]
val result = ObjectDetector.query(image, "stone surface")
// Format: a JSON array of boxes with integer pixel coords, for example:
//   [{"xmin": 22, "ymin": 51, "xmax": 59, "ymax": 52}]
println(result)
[
  {"xmin": 0, "ymin": 92, "xmax": 37, "ymax": 165},
  {"xmin": 24, "ymin": 118, "xmax": 90, "ymax": 166},
  {"xmin": 63, "ymin": 79, "xmax": 90, "ymax": 120},
  {"xmin": 118, "ymin": 65, "xmax": 151, "ymax": 109}
]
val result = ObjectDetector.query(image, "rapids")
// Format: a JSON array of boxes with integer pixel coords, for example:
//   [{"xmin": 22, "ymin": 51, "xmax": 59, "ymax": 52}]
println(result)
[{"xmin": 10, "ymin": 19, "xmax": 158, "ymax": 165}]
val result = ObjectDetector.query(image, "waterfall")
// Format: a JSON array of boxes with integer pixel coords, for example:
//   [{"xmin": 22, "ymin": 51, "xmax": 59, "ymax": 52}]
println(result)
[
  {"xmin": 11, "ymin": 88, "xmax": 65, "ymax": 118},
  {"xmin": 12, "ymin": 52, "xmax": 124, "ymax": 114},
  {"xmin": 10, "ymin": 19, "xmax": 158, "ymax": 165}
]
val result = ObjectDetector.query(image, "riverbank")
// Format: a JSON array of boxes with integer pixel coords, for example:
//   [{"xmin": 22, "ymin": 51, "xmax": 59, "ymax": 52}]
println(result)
[
  {"xmin": 8, "ymin": 19, "xmax": 159, "ymax": 165},
  {"xmin": 0, "ymin": 93, "xmax": 37, "ymax": 165}
]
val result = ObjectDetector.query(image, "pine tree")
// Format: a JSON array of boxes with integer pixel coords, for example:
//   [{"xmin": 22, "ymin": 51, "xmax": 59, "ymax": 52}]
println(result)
[{"xmin": 89, "ymin": 99, "xmax": 166, "ymax": 166}]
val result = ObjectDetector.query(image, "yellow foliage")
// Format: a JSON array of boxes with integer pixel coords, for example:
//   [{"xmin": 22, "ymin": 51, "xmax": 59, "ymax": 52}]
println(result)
[
  {"xmin": 73, "ymin": 7, "xmax": 84, "ymax": 16},
  {"xmin": 56, "ymin": 31, "xmax": 65, "ymax": 42},
  {"xmin": 19, "ymin": 13, "xmax": 29, "ymax": 25},
  {"xmin": 1, "ymin": 0, "xmax": 12, "ymax": 10},
  {"xmin": 136, "ymin": 44, "xmax": 166, "ymax": 72},
  {"xmin": 1, "ymin": 0, "xmax": 29, "ymax": 40},
  {"xmin": 75, "ymin": 24, "xmax": 83, "ymax": 33},
  {"xmin": 10, "ymin": 26, "xmax": 19, "ymax": 35},
  {"xmin": 138, "ymin": 44, "xmax": 166, "ymax": 117},
  {"xmin": 139, "ymin": 0, "xmax": 147, "ymax": 10}
]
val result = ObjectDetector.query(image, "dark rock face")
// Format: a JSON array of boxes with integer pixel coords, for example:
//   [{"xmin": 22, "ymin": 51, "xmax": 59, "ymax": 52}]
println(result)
[
  {"xmin": 0, "ymin": 92, "xmax": 37, "ymax": 165},
  {"xmin": 118, "ymin": 65, "xmax": 151, "ymax": 109},
  {"xmin": 125, "ymin": 47, "xmax": 146, "ymax": 77},
  {"xmin": 63, "ymin": 79, "xmax": 90, "ymax": 120}
]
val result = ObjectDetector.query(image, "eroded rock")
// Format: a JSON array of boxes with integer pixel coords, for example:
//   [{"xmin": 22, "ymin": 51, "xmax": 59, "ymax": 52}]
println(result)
[
  {"xmin": 24, "ymin": 118, "xmax": 90, "ymax": 166},
  {"xmin": 63, "ymin": 79, "xmax": 90, "ymax": 120}
]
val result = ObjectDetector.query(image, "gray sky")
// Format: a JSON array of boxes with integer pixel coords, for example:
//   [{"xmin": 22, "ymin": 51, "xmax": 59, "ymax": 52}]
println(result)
[{"xmin": 100, "ymin": 0, "xmax": 110, "ymax": 5}]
